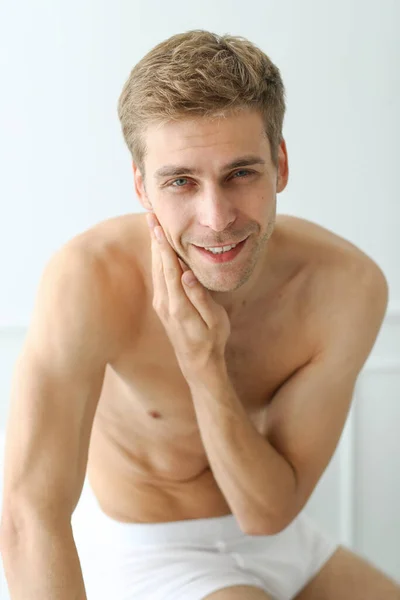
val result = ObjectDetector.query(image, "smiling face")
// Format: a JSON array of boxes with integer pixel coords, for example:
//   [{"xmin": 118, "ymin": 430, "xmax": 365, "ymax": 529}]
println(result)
[{"xmin": 133, "ymin": 108, "xmax": 288, "ymax": 293}]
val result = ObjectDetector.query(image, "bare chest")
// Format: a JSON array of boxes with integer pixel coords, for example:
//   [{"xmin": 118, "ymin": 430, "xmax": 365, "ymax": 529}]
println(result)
[
  {"xmin": 90, "ymin": 309, "xmax": 312, "ymax": 494},
  {"xmin": 98, "ymin": 296, "xmax": 313, "ymax": 437}
]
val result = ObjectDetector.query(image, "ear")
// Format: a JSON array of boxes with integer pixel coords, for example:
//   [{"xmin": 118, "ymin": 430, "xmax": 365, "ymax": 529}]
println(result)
[
  {"xmin": 276, "ymin": 138, "xmax": 289, "ymax": 193},
  {"xmin": 132, "ymin": 162, "xmax": 153, "ymax": 211}
]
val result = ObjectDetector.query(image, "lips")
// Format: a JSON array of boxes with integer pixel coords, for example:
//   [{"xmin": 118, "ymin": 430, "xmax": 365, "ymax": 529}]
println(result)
[
  {"xmin": 193, "ymin": 237, "xmax": 248, "ymax": 263},
  {"xmin": 197, "ymin": 243, "xmax": 239, "ymax": 249},
  {"xmin": 195, "ymin": 237, "xmax": 247, "ymax": 250}
]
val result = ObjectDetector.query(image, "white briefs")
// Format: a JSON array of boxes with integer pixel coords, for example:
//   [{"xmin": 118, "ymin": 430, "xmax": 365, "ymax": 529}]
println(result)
[{"xmin": 72, "ymin": 481, "xmax": 338, "ymax": 600}]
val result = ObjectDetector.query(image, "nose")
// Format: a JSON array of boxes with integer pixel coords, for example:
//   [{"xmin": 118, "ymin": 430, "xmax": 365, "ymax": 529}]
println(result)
[{"xmin": 197, "ymin": 187, "xmax": 237, "ymax": 232}]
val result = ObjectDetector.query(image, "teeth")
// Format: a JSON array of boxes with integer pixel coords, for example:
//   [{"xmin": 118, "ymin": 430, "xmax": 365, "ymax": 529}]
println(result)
[{"xmin": 205, "ymin": 243, "xmax": 237, "ymax": 254}]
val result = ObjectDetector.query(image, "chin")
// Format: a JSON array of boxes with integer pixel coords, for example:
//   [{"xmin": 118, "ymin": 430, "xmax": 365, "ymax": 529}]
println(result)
[{"xmin": 196, "ymin": 269, "xmax": 254, "ymax": 293}]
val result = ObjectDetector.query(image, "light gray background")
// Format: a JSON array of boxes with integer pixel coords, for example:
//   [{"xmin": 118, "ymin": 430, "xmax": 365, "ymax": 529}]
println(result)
[{"xmin": 1, "ymin": 0, "xmax": 399, "ymax": 596}]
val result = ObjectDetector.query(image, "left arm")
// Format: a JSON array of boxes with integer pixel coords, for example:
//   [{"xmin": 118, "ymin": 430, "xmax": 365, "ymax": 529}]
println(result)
[{"xmin": 189, "ymin": 258, "xmax": 388, "ymax": 535}]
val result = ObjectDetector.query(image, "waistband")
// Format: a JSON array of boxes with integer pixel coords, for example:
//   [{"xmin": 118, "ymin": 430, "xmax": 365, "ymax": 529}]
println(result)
[
  {"xmin": 95, "ymin": 504, "xmax": 245, "ymax": 546},
  {"xmin": 80, "ymin": 482, "xmax": 246, "ymax": 546}
]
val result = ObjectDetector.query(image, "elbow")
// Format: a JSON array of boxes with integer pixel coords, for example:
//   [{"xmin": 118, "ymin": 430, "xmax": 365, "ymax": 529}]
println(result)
[
  {"xmin": 245, "ymin": 470, "xmax": 301, "ymax": 536},
  {"xmin": 1, "ymin": 502, "xmax": 21, "ymax": 544},
  {"xmin": 0, "ymin": 505, "xmax": 23, "ymax": 558},
  {"xmin": 1, "ymin": 494, "xmax": 71, "ymax": 547},
  {"xmin": 241, "ymin": 503, "xmax": 298, "ymax": 536},
  {"xmin": 243, "ymin": 514, "xmax": 291, "ymax": 536}
]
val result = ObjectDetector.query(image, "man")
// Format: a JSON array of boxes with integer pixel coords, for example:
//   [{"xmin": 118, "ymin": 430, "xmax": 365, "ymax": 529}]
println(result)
[{"xmin": 1, "ymin": 29, "xmax": 399, "ymax": 600}]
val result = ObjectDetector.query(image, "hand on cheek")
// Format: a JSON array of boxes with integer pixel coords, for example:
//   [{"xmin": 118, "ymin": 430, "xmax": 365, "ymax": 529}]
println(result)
[{"xmin": 145, "ymin": 212, "xmax": 231, "ymax": 379}]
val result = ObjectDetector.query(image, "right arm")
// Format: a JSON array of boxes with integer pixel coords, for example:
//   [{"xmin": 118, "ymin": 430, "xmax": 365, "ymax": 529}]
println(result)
[{"xmin": 0, "ymin": 246, "xmax": 129, "ymax": 599}]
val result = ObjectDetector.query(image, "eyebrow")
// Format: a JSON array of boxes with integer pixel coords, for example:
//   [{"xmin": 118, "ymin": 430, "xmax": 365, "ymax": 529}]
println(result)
[{"xmin": 154, "ymin": 154, "xmax": 266, "ymax": 180}]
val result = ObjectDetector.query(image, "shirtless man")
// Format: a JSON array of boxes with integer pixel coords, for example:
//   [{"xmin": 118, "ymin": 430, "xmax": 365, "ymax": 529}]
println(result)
[{"xmin": 1, "ymin": 29, "xmax": 399, "ymax": 600}]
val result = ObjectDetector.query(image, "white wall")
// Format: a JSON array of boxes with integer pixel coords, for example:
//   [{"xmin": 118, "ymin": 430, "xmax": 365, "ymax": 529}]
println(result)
[
  {"xmin": 1, "ymin": 0, "xmax": 399, "ymax": 596},
  {"xmin": 1, "ymin": 0, "xmax": 399, "ymax": 326}
]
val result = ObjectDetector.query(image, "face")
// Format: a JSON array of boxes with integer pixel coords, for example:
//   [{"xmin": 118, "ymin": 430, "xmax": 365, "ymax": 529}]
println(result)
[{"xmin": 133, "ymin": 109, "xmax": 288, "ymax": 293}]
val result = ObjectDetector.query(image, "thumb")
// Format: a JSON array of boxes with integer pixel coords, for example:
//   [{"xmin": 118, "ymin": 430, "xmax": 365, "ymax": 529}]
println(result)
[{"xmin": 182, "ymin": 270, "xmax": 197, "ymax": 287}]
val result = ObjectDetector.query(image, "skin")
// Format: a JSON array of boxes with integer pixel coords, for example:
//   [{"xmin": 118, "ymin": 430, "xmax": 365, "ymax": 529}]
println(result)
[
  {"xmin": 1, "ymin": 108, "xmax": 398, "ymax": 599},
  {"xmin": 134, "ymin": 109, "xmax": 286, "ymax": 310}
]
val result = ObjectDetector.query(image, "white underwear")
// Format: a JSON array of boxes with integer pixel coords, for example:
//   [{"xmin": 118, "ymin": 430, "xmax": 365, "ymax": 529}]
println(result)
[{"xmin": 72, "ymin": 481, "xmax": 338, "ymax": 600}]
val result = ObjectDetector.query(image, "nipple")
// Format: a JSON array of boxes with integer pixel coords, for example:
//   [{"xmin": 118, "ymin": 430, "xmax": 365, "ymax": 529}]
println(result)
[{"xmin": 149, "ymin": 410, "xmax": 162, "ymax": 419}]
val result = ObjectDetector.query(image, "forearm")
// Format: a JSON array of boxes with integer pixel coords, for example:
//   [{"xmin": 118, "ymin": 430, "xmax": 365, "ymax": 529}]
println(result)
[
  {"xmin": 188, "ymin": 364, "xmax": 297, "ymax": 535},
  {"xmin": 1, "ymin": 518, "xmax": 86, "ymax": 600}
]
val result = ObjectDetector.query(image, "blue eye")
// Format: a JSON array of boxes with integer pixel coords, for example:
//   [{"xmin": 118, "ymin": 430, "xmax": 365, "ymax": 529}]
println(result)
[
  {"xmin": 232, "ymin": 170, "xmax": 251, "ymax": 178},
  {"xmin": 171, "ymin": 178, "xmax": 188, "ymax": 187},
  {"xmin": 168, "ymin": 170, "xmax": 253, "ymax": 189}
]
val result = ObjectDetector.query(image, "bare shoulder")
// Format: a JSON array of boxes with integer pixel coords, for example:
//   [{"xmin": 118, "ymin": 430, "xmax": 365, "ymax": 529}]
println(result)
[
  {"xmin": 276, "ymin": 213, "xmax": 380, "ymax": 263},
  {"xmin": 277, "ymin": 212, "xmax": 388, "ymax": 279},
  {"xmin": 38, "ymin": 213, "xmax": 148, "ymax": 352},
  {"xmin": 56, "ymin": 211, "xmax": 147, "ymax": 287},
  {"xmin": 277, "ymin": 214, "xmax": 389, "ymax": 358}
]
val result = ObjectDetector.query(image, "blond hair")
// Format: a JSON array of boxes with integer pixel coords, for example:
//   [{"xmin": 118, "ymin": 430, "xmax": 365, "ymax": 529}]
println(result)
[{"xmin": 117, "ymin": 30, "xmax": 286, "ymax": 173}]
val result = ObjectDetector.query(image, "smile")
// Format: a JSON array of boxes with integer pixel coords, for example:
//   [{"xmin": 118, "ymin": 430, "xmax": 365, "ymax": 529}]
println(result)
[{"xmin": 193, "ymin": 237, "xmax": 248, "ymax": 263}]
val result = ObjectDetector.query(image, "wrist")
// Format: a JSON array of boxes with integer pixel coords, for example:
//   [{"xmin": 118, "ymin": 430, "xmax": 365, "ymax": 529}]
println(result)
[{"xmin": 185, "ymin": 358, "xmax": 229, "ymax": 393}]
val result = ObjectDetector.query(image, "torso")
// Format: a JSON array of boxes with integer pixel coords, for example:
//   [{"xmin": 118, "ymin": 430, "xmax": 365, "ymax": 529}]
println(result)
[{"xmin": 77, "ymin": 212, "xmax": 364, "ymax": 523}]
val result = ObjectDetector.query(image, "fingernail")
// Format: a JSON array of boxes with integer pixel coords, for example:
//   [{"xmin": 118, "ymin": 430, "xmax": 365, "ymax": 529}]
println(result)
[{"xmin": 154, "ymin": 226, "xmax": 163, "ymax": 242}]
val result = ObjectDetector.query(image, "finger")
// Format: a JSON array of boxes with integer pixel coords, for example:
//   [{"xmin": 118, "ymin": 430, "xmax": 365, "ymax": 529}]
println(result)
[
  {"xmin": 181, "ymin": 270, "xmax": 216, "ymax": 328},
  {"xmin": 154, "ymin": 226, "xmax": 195, "ymax": 317},
  {"xmin": 146, "ymin": 212, "xmax": 159, "ymax": 232},
  {"xmin": 150, "ymin": 227, "xmax": 168, "ymax": 304}
]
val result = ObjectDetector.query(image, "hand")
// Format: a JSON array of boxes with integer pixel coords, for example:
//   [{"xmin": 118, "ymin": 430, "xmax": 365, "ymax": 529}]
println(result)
[{"xmin": 146, "ymin": 213, "xmax": 231, "ymax": 380}]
